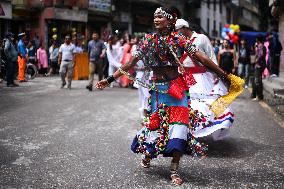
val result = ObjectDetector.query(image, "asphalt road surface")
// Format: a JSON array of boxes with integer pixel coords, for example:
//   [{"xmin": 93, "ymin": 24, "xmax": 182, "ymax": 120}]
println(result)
[{"xmin": 0, "ymin": 77, "xmax": 283, "ymax": 188}]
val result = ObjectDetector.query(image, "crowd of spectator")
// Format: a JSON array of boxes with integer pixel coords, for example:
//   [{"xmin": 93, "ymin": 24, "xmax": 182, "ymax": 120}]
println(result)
[
  {"xmin": 0, "ymin": 30, "xmax": 282, "ymax": 102},
  {"xmin": 210, "ymin": 33, "xmax": 282, "ymax": 101}
]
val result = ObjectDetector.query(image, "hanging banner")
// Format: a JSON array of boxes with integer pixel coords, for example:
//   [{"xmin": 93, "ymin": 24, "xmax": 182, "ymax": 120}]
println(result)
[
  {"xmin": 0, "ymin": 2, "xmax": 12, "ymax": 19},
  {"xmin": 89, "ymin": 0, "xmax": 111, "ymax": 13}
]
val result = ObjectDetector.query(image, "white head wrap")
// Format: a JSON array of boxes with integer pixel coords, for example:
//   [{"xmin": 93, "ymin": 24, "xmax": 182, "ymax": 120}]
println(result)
[{"xmin": 175, "ymin": 19, "xmax": 189, "ymax": 30}]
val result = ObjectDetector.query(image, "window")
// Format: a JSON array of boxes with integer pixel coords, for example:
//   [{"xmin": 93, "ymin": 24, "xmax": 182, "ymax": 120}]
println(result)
[
  {"xmin": 219, "ymin": 22, "xmax": 222, "ymax": 37},
  {"xmin": 207, "ymin": 0, "xmax": 210, "ymax": 9},
  {"xmin": 214, "ymin": 0, "xmax": 216, "ymax": 11},
  {"xmin": 195, "ymin": 18, "xmax": 201, "ymax": 26},
  {"xmin": 212, "ymin": 20, "xmax": 217, "ymax": 37},
  {"xmin": 226, "ymin": 7, "xmax": 231, "ymax": 23},
  {"xmin": 207, "ymin": 18, "xmax": 210, "ymax": 33},
  {"xmin": 219, "ymin": 0, "xmax": 222, "ymax": 13}
]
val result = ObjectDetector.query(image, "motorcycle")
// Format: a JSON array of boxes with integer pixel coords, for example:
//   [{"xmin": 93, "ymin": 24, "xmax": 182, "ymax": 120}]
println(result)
[
  {"xmin": 26, "ymin": 57, "xmax": 38, "ymax": 80},
  {"xmin": 0, "ymin": 58, "xmax": 37, "ymax": 81}
]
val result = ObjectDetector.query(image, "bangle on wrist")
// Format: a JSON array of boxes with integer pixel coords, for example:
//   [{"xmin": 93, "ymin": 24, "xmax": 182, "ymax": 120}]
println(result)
[
  {"xmin": 118, "ymin": 67, "xmax": 125, "ymax": 74},
  {"xmin": 219, "ymin": 72, "xmax": 227, "ymax": 81},
  {"xmin": 106, "ymin": 75, "xmax": 115, "ymax": 85}
]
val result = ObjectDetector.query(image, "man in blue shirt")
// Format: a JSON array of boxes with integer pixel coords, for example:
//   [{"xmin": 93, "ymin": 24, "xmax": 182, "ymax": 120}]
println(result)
[
  {"xmin": 17, "ymin": 32, "xmax": 27, "ymax": 82},
  {"xmin": 86, "ymin": 32, "xmax": 106, "ymax": 91}
]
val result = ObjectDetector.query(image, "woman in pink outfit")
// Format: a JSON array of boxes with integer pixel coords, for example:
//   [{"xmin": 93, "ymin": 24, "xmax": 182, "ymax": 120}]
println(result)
[
  {"xmin": 120, "ymin": 33, "xmax": 133, "ymax": 87},
  {"xmin": 263, "ymin": 37, "xmax": 270, "ymax": 78},
  {"xmin": 37, "ymin": 43, "xmax": 49, "ymax": 74}
]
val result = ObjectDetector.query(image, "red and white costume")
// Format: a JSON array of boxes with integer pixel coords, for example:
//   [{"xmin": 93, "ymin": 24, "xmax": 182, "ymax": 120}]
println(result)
[{"xmin": 181, "ymin": 32, "xmax": 234, "ymax": 140}]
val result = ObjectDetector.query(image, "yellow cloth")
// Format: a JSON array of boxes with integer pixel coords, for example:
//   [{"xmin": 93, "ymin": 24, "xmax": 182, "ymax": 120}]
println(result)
[{"xmin": 209, "ymin": 74, "xmax": 244, "ymax": 117}]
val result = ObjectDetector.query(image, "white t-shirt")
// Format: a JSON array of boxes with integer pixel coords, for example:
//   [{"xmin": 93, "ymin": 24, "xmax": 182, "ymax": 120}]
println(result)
[
  {"xmin": 49, "ymin": 45, "xmax": 59, "ymax": 61},
  {"xmin": 106, "ymin": 42, "xmax": 123, "ymax": 67},
  {"xmin": 183, "ymin": 32, "xmax": 217, "ymax": 67},
  {"xmin": 59, "ymin": 43, "xmax": 75, "ymax": 61}
]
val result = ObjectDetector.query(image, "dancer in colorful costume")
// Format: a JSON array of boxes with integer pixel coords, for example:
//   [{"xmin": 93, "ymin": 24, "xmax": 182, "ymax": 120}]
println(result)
[
  {"xmin": 96, "ymin": 7, "xmax": 233, "ymax": 185},
  {"xmin": 175, "ymin": 19, "xmax": 234, "ymax": 140}
]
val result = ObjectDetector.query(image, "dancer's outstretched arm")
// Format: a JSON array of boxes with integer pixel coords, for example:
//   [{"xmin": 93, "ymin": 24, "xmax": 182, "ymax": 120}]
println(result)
[
  {"xmin": 194, "ymin": 51, "xmax": 229, "ymax": 83},
  {"xmin": 96, "ymin": 56, "xmax": 139, "ymax": 89}
]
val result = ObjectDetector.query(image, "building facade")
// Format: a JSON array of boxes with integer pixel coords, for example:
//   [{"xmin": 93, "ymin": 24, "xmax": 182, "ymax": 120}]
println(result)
[
  {"xmin": 111, "ymin": 0, "xmax": 184, "ymax": 34},
  {"xmin": 231, "ymin": 0, "xmax": 263, "ymax": 31},
  {"xmin": 183, "ymin": 0, "xmax": 234, "ymax": 38},
  {"xmin": 6, "ymin": 0, "xmax": 89, "ymax": 46},
  {"xmin": 87, "ymin": 0, "xmax": 111, "ymax": 41},
  {"xmin": 2, "ymin": 1, "xmax": 270, "ymax": 44},
  {"xmin": 270, "ymin": 0, "xmax": 284, "ymax": 72},
  {"xmin": 0, "ymin": 0, "xmax": 12, "ymax": 38}
]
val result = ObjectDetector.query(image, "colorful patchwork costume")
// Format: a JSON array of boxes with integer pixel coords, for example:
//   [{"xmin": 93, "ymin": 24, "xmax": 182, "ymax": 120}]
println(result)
[{"xmin": 131, "ymin": 32, "xmax": 208, "ymax": 159}]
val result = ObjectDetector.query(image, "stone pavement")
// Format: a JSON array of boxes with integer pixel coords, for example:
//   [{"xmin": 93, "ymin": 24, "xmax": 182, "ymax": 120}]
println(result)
[
  {"xmin": 0, "ymin": 77, "xmax": 283, "ymax": 188},
  {"xmin": 263, "ymin": 71, "xmax": 284, "ymax": 117}
]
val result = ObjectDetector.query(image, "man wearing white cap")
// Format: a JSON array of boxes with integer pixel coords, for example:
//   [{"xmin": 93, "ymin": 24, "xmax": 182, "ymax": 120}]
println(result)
[
  {"xmin": 175, "ymin": 19, "xmax": 234, "ymax": 141},
  {"xmin": 175, "ymin": 19, "xmax": 217, "ymax": 64},
  {"xmin": 17, "ymin": 32, "xmax": 27, "ymax": 82}
]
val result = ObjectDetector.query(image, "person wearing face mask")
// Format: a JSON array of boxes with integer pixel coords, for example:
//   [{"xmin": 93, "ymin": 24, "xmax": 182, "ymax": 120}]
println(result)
[{"xmin": 96, "ymin": 7, "xmax": 242, "ymax": 185}]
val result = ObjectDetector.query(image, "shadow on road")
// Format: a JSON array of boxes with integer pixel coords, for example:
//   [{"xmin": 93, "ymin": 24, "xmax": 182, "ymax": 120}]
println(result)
[
  {"xmin": 0, "ymin": 144, "xmax": 18, "ymax": 166},
  {"xmin": 206, "ymin": 137, "xmax": 264, "ymax": 158},
  {"xmin": 180, "ymin": 166, "xmax": 284, "ymax": 187}
]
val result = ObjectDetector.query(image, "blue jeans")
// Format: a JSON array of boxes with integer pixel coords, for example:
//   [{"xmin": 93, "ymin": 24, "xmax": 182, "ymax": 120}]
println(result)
[{"xmin": 238, "ymin": 63, "xmax": 250, "ymax": 86}]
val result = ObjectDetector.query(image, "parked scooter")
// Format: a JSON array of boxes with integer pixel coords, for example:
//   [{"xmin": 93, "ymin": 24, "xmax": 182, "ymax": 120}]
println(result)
[
  {"xmin": 26, "ymin": 56, "xmax": 37, "ymax": 80},
  {"xmin": 0, "ymin": 58, "xmax": 37, "ymax": 81}
]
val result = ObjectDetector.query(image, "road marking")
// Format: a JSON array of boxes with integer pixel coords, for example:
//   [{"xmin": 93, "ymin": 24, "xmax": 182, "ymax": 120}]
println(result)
[{"xmin": 248, "ymin": 88, "xmax": 284, "ymax": 128}]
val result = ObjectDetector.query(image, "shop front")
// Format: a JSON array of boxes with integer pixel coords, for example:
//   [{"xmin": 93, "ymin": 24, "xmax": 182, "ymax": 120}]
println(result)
[
  {"xmin": 88, "ymin": 0, "xmax": 111, "ymax": 41},
  {"xmin": 38, "ymin": 7, "xmax": 88, "ymax": 47}
]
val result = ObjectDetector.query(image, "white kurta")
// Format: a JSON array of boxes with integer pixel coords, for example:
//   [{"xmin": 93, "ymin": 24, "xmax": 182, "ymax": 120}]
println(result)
[
  {"xmin": 134, "ymin": 57, "xmax": 150, "ymax": 118},
  {"xmin": 184, "ymin": 32, "xmax": 234, "ymax": 140},
  {"xmin": 106, "ymin": 42, "xmax": 123, "ymax": 76}
]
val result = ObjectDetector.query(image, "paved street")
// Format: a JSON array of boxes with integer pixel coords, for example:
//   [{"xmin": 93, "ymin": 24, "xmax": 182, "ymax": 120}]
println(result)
[{"xmin": 0, "ymin": 77, "xmax": 283, "ymax": 189}]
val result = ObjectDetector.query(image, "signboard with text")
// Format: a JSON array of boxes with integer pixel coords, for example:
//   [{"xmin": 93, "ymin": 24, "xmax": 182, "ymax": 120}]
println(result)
[
  {"xmin": 0, "ymin": 2, "xmax": 12, "ymax": 19},
  {"xmin": 89, "ymin": 0, "xmax": 111, "ymax": 13},
  {"xmin": 54, "ymin": 8, "xmax": 88, "ymax": 22}
]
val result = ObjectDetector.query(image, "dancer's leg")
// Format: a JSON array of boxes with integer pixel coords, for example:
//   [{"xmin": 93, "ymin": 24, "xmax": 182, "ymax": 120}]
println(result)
[{"xmin": 171, "ymin": 151, "xmax": 183, "ymax": 185}]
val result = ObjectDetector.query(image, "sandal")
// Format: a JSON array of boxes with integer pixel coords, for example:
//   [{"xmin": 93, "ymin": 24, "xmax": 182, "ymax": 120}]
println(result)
[
  {"xmin": 140, "ymin": 156, "xmax": 151, "ymax": 168},
  {"xmin": 170, "ymin": 162, "xmax": 183, "ymax": 185},
  {"xmin": 171, "ymin": 173, "xmax": 183, "ymax": 185}
]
